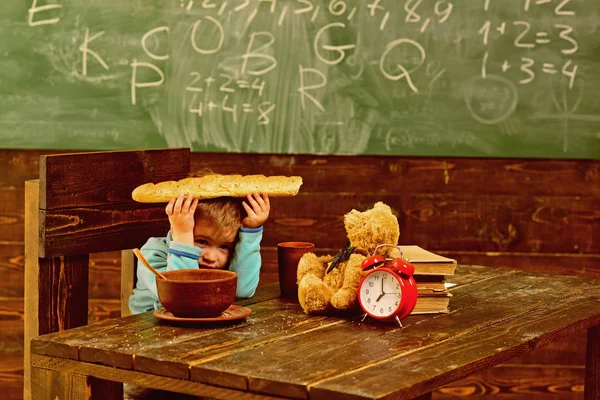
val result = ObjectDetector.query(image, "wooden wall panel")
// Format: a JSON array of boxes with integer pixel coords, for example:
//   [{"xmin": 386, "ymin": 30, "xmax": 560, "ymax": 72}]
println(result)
[
  {"xmin": 0, "ymin": 151, "xmax": 46, "ymax": 187},
  {"xmin": 0, "ymin": 188, "xmax": 24, "ymax": 243},
  {"xmin": 88, "ymin": 251, "xmax": 126, "ymax": 299},
  {"xmin": 446, "ymin": 251, "xmax": 600, "ymax": 279},
  {"xmin": 1, "ymin": 298, "xmax": 25, "ymax": 400},
  {"xmin": 190, "ymin": 155, "xmax": 600, "ymax": 197},
  {"xmin": 1, "ymin": 149, "xmax": 598, "ymax": 400},
  {"xmin": 191, "ymin": 154, "xmax": 599, "ymax": 257},
  {"xmin": 0, "ymin": 244, "xmax": 25, "ymax": 297},
  {"xmin": 259, "ymin": 194, "xmax": 599, "ymax": 254}
]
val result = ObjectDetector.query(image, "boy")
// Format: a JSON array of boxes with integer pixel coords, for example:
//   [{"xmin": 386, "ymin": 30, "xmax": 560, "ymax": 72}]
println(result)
[{"xmin": 129, "ymin": 192, "xmax": 270, "ymax": 314}]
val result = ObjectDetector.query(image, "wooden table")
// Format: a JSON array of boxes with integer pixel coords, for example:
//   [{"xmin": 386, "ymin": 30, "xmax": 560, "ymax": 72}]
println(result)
[{"xmin": 30, "ymin": 265, "xmax": 600, "ymax": 400}]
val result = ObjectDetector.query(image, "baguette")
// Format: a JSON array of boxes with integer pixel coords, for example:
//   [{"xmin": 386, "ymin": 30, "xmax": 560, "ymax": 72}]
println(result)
[{"xmin": 132, "ymin": 174, "xmax": 303, "ymax": 203}]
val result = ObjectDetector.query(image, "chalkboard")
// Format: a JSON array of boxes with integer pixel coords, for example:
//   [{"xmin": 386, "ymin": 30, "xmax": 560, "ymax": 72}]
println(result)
[{"xmin": 2, "ymin": 0, "xmax": 599, "ymax": 158}]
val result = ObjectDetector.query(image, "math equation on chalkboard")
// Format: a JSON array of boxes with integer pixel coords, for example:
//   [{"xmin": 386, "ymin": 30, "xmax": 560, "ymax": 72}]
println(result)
[{"xmin": 7, "ymin": 0, "xmax": 599, "ymax": 158}]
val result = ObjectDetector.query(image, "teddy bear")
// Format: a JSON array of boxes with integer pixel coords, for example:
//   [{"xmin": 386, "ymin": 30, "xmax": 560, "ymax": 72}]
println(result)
[{"xmin": 296, "ymin": 202, "xmax": 400, "ymax": 315}]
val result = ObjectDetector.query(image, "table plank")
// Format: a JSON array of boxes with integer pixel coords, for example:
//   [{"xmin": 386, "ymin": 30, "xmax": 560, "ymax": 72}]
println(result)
[
  {"xmin": 30, "ymin": 266, "xmax": 600, "ymax": 400},
  {"xmin": 31, "ymin": 354, "xmax": 287, "ymax": 400},
  {"xmin": 133, "ymin": 299, "xmax": 338, "ymax": 381},
  {"xmin": 31, "ymin": 284, "xmax": 281, "ymax": 370},
  {"xmin": 186, "ymin": 271, "xmax": 600, "ymax": 398},
  {"xmin": 31, "ymin": 312, "xmax": 157, "ymax": 368},
  {"xmin": 27, "ymin": 266, "xmax": 539, "ymax": 390},
  {"xmin": 309, "ymin": 286, "xmax": 600, "ymax": 400},
  {"xmin": 236, "ymin": 283, "xmax": 281, "ymax": 305},
  {"xmin": 129, "ymin": 266, "xmax": 513, "ymax": 384}
]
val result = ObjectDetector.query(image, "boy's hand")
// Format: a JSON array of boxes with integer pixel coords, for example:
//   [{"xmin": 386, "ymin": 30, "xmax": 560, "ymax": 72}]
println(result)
[
  {"xmin": 242, "ymin": 193, "xmax": 270, "ymax": 229},
  {"xmin": 166, "ymin": 194, "xmax": 198, "ymax": 245}
]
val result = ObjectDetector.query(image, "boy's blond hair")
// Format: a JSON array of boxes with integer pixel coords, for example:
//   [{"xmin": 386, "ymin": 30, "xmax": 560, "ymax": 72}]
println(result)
[
  {"xmin": 194, "ymin": 198, "xmax": 243, "ymax": 239},
  {"xmin": 189, "ymin": 169, "xmax": 244, "ymax": 239}
]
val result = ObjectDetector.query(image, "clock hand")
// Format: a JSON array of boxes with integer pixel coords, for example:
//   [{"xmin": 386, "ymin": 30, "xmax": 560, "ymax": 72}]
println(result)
[{"xmin": 375, "ymin": 278, "xmax": 386, "ymax": 302}]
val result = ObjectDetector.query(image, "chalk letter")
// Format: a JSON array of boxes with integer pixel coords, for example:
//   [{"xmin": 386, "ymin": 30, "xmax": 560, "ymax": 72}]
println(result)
[
  {"xmin": 130, "ymin": 60, "xmax": 165, "ymax": 105},
  {"xmin": 142, "ymin": 26, "xmax": 169, "ymax": 60},
  {"xmin": 191, "ymin": 16, "xmax": 224, "ymax": 55},
  {"xmin": 314, "ymin": 23, "xmax": 356, "ymax": 66},
  {"xmin": 298, "ymin": 65, "xmax": 326, "ymax": 112},
  {"xmin": 241, "ymin": 32, "xmax": 277, "ymax": 76},
  {"xmin": 79, "ymin": 28, "xmax": 109, "ymax": 76},
  {"xmin": 379, "ymin": 38, "xmax": 425, "ymax": 93},
  {"xmin": 28, "ymin": 0, "xmax": 62, "ymax": 26}
]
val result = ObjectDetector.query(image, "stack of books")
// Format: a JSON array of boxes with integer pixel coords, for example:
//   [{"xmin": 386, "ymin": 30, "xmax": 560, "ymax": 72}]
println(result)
[{"xmin": 398, "ymin": 245, "xmax": 457, "ymax": 314}]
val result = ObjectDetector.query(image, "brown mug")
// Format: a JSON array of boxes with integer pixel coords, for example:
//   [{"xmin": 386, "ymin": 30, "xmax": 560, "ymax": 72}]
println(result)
[{"xmin": 277, "ymin": 242, "xmax": 315, "ymax": 299}]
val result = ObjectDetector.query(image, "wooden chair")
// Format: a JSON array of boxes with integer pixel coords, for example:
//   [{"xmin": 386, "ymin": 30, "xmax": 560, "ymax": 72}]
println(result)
[{"xmin": 23, "ymin": 148, "xmax": 191, "ymax": 400}]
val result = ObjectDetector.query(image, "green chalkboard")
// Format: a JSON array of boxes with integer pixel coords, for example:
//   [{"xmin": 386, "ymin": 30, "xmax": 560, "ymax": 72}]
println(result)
[{"xmin": 1, "ymin": 0, "xmax": 599, "ymax": 158}]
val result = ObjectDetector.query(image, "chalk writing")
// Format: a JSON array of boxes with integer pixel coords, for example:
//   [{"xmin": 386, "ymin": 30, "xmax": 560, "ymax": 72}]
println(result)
[
  {"xmin": 18, "ymin": 0, "xmax": 599, "ymax": 157},
  {"xmin": 184, "ymin": 71, "xmax": 272, "ymax": 126},
  {"xmin": 464, "ymin": 75, "xmax": 519, "ymax": 125},
  {"xmin": 79, "ymin": 28, "xmax": 109, "ymax": 76},
  {"xmin": 130, "ymin": 60, "xmax": 164, "ymax": 105},
  {"xmin": 314, "ymin": 23, "xmax": 356, "ymax": 65},
  {"xmin": 191, "ymin": 16, "xmax": 224, "ymax": 54},
  {"xmin": 241, "ymin": 32, "xmax": 277, "ymax": 75},
  {"xmin": 380, "ymin": 39, "xmax": 426, "ymax": 93},
  {"xmin": 476, "ymin": 0, "xmax": 583, "ymax": 149},
  {"xmin": 298, "ymin": 66, "xmax": 326, "ymax": 112},
  {"xmin": 28, "ymin": 0, "xmax": 62, "ymax": 26},
  {"xmin": 141, "ymin": 27, "xmax": 169, "ymax": 60}
]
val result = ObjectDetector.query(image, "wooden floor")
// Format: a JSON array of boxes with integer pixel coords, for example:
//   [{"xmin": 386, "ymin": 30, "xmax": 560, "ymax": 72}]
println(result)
[{"xmin": 1, "ymin": 149, "xmax": 598, "ymax": 399}]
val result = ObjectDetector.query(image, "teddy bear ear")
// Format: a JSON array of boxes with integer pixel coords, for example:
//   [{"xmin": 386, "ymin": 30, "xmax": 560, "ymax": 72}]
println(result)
[
  {"xmin": 373, "ymin": 202, "xmax": 399, "ymax": 217},
  {"xmin": 373, "ymin": 201, "xmax": 386, "ymax": 209},
  {"xmin": 343, "ymin": 208, "xmax": 359, "ymax": 224},
  {"xmin": 343, "ymin": 209, "xmax": 362, "ymax": 233}
]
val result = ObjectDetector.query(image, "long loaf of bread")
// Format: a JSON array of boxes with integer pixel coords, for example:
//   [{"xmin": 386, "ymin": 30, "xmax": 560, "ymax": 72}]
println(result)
[{"xmin": 132, "ymin": 174, "xmax": 303, "ymax": 203}]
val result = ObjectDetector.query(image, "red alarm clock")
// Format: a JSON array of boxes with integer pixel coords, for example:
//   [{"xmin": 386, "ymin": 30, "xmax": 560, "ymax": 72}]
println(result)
[{"xmin": 358, "ymin": 244, "xmax": 418, "ymax": 327}]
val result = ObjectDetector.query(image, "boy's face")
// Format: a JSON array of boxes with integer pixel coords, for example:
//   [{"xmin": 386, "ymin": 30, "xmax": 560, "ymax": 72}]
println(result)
[{"xmin": 193, "ymin": 218, "xmax": 237, "ymax": 270}]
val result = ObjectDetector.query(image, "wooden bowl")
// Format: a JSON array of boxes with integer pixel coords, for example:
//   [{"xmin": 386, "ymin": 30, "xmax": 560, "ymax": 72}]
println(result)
[{"xmin": 157, "ymin": 269, "xmax": 237, "ymax": 318}]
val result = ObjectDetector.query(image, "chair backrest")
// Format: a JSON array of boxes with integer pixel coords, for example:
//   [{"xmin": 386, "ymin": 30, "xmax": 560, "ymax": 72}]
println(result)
[{"xmin": 23, "ymin": 148, "xmax": 190, "ymax": 400}]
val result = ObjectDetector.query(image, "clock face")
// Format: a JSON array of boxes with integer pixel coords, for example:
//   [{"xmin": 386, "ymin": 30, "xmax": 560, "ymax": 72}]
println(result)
[{"xmin": 358, "ymin": 269, "xmax": 402, "ymax": 319}]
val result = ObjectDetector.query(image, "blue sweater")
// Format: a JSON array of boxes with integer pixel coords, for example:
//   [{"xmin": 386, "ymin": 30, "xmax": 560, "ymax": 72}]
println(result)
[{"xmin": 128, "ymin": 227, "xmax": 263, "ymax": 314}]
